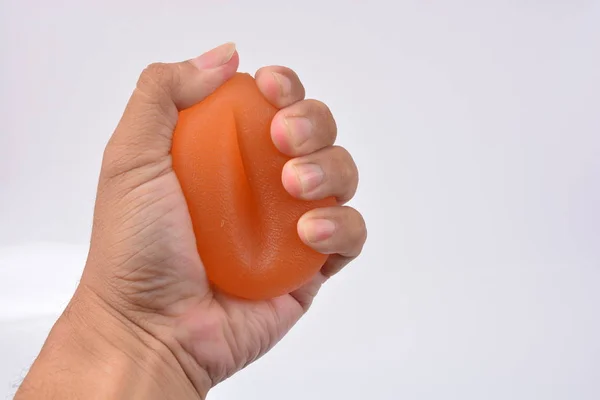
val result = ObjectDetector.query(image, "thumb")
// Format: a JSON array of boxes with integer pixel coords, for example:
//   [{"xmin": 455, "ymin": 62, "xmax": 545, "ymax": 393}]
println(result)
[{"xmin": 103, "ymin": 42, "xmax": 239, "ymax": 179}]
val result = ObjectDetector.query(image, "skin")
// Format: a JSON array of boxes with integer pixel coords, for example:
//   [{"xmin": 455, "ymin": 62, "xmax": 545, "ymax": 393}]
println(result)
[{"xmin": 14, "ymin": 42, "xmax": 367, "ymax": 400}]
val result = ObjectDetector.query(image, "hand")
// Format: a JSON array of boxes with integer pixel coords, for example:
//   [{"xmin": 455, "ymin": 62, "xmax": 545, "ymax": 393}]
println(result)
[{"xmin": 17, "ymin": 43, "xmax": 366, "ymax": 399}]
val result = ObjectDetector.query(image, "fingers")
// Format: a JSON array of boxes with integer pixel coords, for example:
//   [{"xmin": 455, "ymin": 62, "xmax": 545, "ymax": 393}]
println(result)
[
  {"xmin": 319, "ymin": 254, "xmax": 356, "ymax": 279},
  {"xmin": 297, "ymin": 206, "xmax": 367, "ymax": 258},
  {"xmin": 288, "ymin": 206, "xmax": 366, "ymax": 309},
  {"xmin": 288, "ymin": 271, "xmax": 328, "ymax": 311},
  {"xmin": 270, "ymin": 99, "xmax": 337, "ymax": 157},
  {"xmin": 282, "ymin": 145, "xmax": 358, "ymax": 204},
  {"xmin": 255, "ymin": 66, "xmax": 305, "ymax": 108},
  {"xmin": 255, "ymin": 66, "xmax": 337, "ymax": 157},
  {"xmin": 257, "ymin": 66, "xmax": 364, "ymax": 294},
  {"xmin": 137, "ymin": 42, "xmax": 239, "ymax": 110},
  {"xmin": 103, "ymin": 43, "xmax": 239, "ymax": 178},
  {"xmin": 289, "ymin": 206, "xmax": 366, "ymax": 310}
]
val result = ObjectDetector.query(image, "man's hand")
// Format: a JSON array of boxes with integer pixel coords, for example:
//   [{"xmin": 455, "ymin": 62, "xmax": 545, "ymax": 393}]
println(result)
[{"xmin": 16, "ymin": 42, "xmax": 367, "ymax": 400}]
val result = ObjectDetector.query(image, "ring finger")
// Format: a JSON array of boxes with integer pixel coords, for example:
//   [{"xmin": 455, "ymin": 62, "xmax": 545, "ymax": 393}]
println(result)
[{"xmin": 282, "ymin": 145, "xmax": 358, "ymax": 204}]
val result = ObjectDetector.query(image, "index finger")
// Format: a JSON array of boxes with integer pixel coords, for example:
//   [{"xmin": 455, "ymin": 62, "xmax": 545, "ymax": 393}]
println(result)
[{"xmin": 254, "ymin": 66, "xmax": 305, "ymax": 108}]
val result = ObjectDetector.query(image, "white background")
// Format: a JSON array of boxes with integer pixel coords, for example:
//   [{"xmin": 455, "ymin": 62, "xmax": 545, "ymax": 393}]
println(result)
[{"xmin": 1, "ymin": 1, "xmax": 599, "ymax": 399}]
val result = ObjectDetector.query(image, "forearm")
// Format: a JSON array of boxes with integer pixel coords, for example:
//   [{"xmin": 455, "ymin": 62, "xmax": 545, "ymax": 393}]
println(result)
[{"xmin": 14, "ymin": 286, "xmax": 205, "ymax": 400}]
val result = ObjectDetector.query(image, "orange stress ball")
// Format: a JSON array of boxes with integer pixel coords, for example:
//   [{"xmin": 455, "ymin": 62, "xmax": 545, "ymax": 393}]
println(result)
[{"xmin": 171, "ymin": 73, "xmax": 335, "ymax": 300}]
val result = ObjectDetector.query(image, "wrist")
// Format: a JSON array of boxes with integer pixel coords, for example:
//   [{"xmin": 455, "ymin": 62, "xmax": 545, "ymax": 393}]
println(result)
[{"xmin": 15, "ymin": 285, "xmax": 208, "ymax": 400}]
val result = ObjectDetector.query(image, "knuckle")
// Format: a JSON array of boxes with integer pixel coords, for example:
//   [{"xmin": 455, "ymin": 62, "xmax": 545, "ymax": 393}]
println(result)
[
  {"xmin": 315, "ymin": 99, "xmax": 334, "ymax": 117},
  {"xmin": 331, "ymin": 146, "xmax": 358, "ymax": 185},
  {"xmin": 306, "ymin": 98, "xmax": 327, "ymax": 110},
  {"xmin": 273, "ymin": 66, "xmax": 302, "ymax": 85},
  {"xmin": 137, "ymin": 62, "xmax": 177, "ymax": 95},
  {"xmin": 333, "ymin": 206, "xmax": 366, "ymax": 257},
  {"xmin": 309, "ymin": 99, "xmax": 337, "ymax": 141},
  {"xmin": 286, "ymin": 69, "xmax": 305, "ymax": 97},
  {"xmin": 307, "ymin": 99, "xmax": 332, "ymax": 121},
  {"xmin": 131, "ymin": 63, "xmax": 180, "ymax": 128},
  {"xmin": 332, "ymin": 144, "xmax": 351, "ymax": 160},
  {"xmin": 273, "ymin": 65, "xmax": 300, "ymax": 78},
  {"xmin": 346, "ymin": 207, "xmax": 367, "ymax": 247}
]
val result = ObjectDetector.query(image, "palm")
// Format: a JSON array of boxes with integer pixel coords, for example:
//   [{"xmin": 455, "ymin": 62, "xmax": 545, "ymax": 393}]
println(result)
[{"xmin": 106, "ymin": 165, "xmax": 318, "ymax": 384}]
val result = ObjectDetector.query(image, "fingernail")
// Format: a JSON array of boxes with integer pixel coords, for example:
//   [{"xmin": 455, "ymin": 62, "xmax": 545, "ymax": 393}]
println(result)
[
  {"xmin": 284, "ymin": 117, "xmax": 312, "ymax": 148},
  {"xmin": 272, "ymin": 72, "xmax": 291, "ymax": 97},
  {"xmin": 293, "ymin": 163, "xmax": 324, "ymax": 194},
  {"xmin": 191, "ymin": 42, "xmax": 236, "ymax": 70},
  {"xmin": 302, "ymin": 219, "xmax": 336, "ymax": 243}
]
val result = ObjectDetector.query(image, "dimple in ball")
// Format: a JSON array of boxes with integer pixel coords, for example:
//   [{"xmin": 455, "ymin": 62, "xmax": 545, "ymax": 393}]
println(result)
[{"xmin": 171, "ymin": 72, "xmax": 335, "ymax": 300}]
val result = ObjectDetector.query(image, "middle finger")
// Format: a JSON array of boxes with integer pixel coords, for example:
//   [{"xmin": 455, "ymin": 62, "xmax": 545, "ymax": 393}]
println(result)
[
  {"xmin": 271, "ymin": 99, "xmax": 337, "ymax": 157},
  {"xmin": 282, "ymin": 145, "xmax": 358, "ymax": 204}
]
